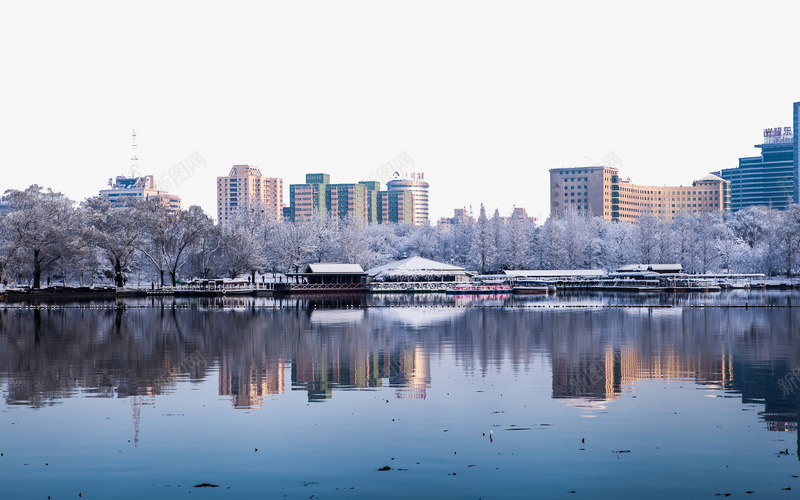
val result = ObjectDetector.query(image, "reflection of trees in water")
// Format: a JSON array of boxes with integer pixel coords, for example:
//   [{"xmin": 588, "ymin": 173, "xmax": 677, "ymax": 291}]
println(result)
[
  {"xmin": 1, "ymin": 304, "xmax": 799, "ymax": 427},
  {"xmin": 0, "ymin": 305, "xmax": 430, "ymax": 408}
]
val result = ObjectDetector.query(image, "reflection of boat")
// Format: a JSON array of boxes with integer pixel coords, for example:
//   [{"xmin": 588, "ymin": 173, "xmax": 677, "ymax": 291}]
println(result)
[
  {"xmin": 447, "ymin": 284, "xmax": 511, "ymax": 294},
  {"xmin": 512, "ymin": 280, "xmax": 556, "ymax": 295},
  {"xmin": 451, "ymin": 293, "xmax": 512, "ymax": 301},
  {"xmin": 369, "ymin": 282, "xmax": 452, "ymax": 293}
]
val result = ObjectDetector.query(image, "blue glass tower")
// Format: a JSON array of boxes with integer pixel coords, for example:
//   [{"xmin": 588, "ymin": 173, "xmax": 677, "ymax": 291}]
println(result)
[
  {"xmin": 794, "ymin": 101, "xmax": 799, "ymax": 204},
  {"xmin": 716, "ymin": 122, "xmax": 796, "ymax": 212}
]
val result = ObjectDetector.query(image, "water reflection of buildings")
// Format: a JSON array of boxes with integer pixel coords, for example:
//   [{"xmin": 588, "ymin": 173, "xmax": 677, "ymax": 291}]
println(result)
[
  {"xmin": 218, "ymin": 356, "xmax": 287, "ymax": 409},
  {"xmin": 547, "ymin": 307, "xmax": 796, "ymax": 436},
  {"xmin": 2, "ymin": 300, "xmax": 799, "ymax": 438},
  {"xmin": 292, "ymin": 346, "xmax": 430, "ymax": 401},
  {"xmin": 553, "ymin": 346, "xmax": 736, "ymax": 404}
]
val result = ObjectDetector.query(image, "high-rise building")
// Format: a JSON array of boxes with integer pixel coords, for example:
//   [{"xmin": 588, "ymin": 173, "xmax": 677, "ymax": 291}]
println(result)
[
  {"xmin": 288, "ymin": 173, "xmax": 329, "ymax": 223},
  {"xmin": 359, "ymin": 181, "xmax": 381, "ymax": 224},
  {"xmin": 378, "ymin": 190, "xmax": 414, "ymax": 224},
  {"xmin": 715, "ymin": 126, "xmax": 795, "ymax": 212},
  {"xmin": 216, "ymin": 165, "xmax": 283, "ymax": 224},
  {"xmin": 327, "ymin": 183, "xmax": 368, "ymax": 224},
  {"xmin": 387, "ymin": 179, "xmax": 429, "ymax": 225},
  {"xmin": 713, "ymin": 101, "xmax": 800, "ymax": 212},
  {"xmin": 550, "ymin": 166, "xmax": 729, "ymax": 223},
  {"xmin": 288, "ymin": 174, "xmax": 417, "ymax": 225},
  {"xmin": 99, "ymin": 175, "xmax": 181, "ymax": 213},
  {"xmin": 794, "ymin": 101, "xmax": 800, "ymax": 204}
]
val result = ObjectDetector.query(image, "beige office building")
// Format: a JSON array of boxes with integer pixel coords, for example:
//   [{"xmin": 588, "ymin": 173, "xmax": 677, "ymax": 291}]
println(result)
[
  {"xmin": 550, "ymin": 166, "xmax": 730, "ymax": 223},
  {"xmin": 217, "ymin": 165, "xmax": 283, "ymax": 224}
]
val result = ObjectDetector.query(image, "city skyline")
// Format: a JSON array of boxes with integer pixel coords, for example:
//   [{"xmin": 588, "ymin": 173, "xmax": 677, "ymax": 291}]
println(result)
[{"xmin": 1, "ymin": 2, "xmax": 799, "ymax": 223}]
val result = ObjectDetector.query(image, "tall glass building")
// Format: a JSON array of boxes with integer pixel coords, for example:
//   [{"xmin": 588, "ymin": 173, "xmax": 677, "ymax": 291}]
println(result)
[
  {"xmin": 794, "ymin": 101, "xmax": 799, "ymax": 204},
  {"xmin": 716, "ymin": 102, "xmax": 799, "ymax": 212}
]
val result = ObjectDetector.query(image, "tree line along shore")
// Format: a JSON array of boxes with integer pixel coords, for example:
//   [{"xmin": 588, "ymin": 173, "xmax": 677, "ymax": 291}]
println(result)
[{"xmin": 1, "ymin": 185, "xmax": 799, "ymax": 292}]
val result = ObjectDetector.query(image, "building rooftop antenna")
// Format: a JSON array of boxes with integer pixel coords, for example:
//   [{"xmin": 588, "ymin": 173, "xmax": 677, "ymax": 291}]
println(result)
[{"xmin": 130, "ymin": 129, "xmax": 139, "ymax": 178}]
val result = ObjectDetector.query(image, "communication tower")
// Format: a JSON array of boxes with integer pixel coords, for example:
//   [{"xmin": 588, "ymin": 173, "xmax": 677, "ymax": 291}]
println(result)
[{"xmin": 130, "ymin": 129, "xmax": 139, "ymax": 178}]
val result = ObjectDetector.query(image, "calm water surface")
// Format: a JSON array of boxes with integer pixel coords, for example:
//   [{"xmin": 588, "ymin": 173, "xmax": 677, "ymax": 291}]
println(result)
[{"xmin": 2, "ymin": 291, "xmax": 800, "ymax": 499}]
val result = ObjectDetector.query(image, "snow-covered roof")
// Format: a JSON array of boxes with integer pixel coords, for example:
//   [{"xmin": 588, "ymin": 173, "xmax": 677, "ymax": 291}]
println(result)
[
  {"xmin": 503, "ymin": 269, "xmax": 606, "ymax": 278},
  {"xmin": 303, "ymin": 263, "xmax": 365, "ymax": 274},
  {"xmin": 616, "ymin": 264, "xmax": 682, "ymax": 273},
  {"xmin": 367, "ymin": 256, "xmax": 466, "ymax": 278}
]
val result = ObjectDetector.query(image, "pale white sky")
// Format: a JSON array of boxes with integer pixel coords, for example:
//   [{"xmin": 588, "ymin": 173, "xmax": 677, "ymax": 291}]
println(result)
[{"xmin": 1, "ymin": 1, "xmax": 798, "ymax": 223}]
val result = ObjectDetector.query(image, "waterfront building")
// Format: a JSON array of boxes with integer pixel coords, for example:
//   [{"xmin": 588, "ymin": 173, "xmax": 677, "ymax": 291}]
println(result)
[
  {"xmin": 367, "ymin": 256, "xmax": 469, "ymax": 283},
  {"xmin": 277, "ymin": 263, "xmax": 369, "ymax": 294},
  {"xmin": 387, "ymin": 179, "xmax": 429, "ymax": 226},
  {"xmin": 99, "ymin": 175, "xmax": 181, "ymax": 213},
  {"xmin": 216, "ymin": 165, "xmax": 283, "ymax": 224},
  {"xmin": 715, "ymin": 125, "xmax": 795, "ymax": 212},
  {"xmin": 550, "ymin": 166, "xmax": 729, "ymax": 223}
]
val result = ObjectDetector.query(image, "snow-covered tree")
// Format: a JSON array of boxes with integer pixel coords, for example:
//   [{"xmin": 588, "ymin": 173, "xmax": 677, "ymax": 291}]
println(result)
[
  {"xmin": 3, "ymin": 185, "xmax": 82, "ymax": 288},
  {"xmin": 467, "ymin": 205, "xmax": 495, "ymax": 273},
  {"xmin": 273, "ymin": 220, "xmax": 315, "ymax": 275},
  {"xmin": 490, "ymin": 209, "xmax": 507, "ymax": 271},
  {"xmin": 635, "ymin": 214, "xmax": 661, "ymax": 265},
  {"xmin": 0, "ymin": 206, "xmax": 23, "ymax": 285},
  {"xmin": 83, "ymin": 197, "xmax": 143, "ymax": 287},
  {"xmin": 598, "ymin": 221, "xmax": 636, "ymax": 271},
  {"xmin": 138, "ymin": 202, "xmax": 212, "ymax": 286},
  {"xmin": 310, "ymin": 211, "xmax": 336, "ymax": 263},
  {"xmin": 506, "ymin": 214, "xmax": 534, "ymax": 270},
  {"xmin": 333, "ymin": 218, "xmax": 369, "ymax": 265}
]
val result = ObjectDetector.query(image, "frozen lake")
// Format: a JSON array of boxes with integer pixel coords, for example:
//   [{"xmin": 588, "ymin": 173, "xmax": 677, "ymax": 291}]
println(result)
[{"xmin": 2, "ymin": 291, "xmax": 800, "ymax": 498}]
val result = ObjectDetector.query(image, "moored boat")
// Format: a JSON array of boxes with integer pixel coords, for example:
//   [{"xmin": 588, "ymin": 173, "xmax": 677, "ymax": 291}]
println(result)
[{"xmin": 512, "ymin": 280, "xmax": 556, "ymax": 295}]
